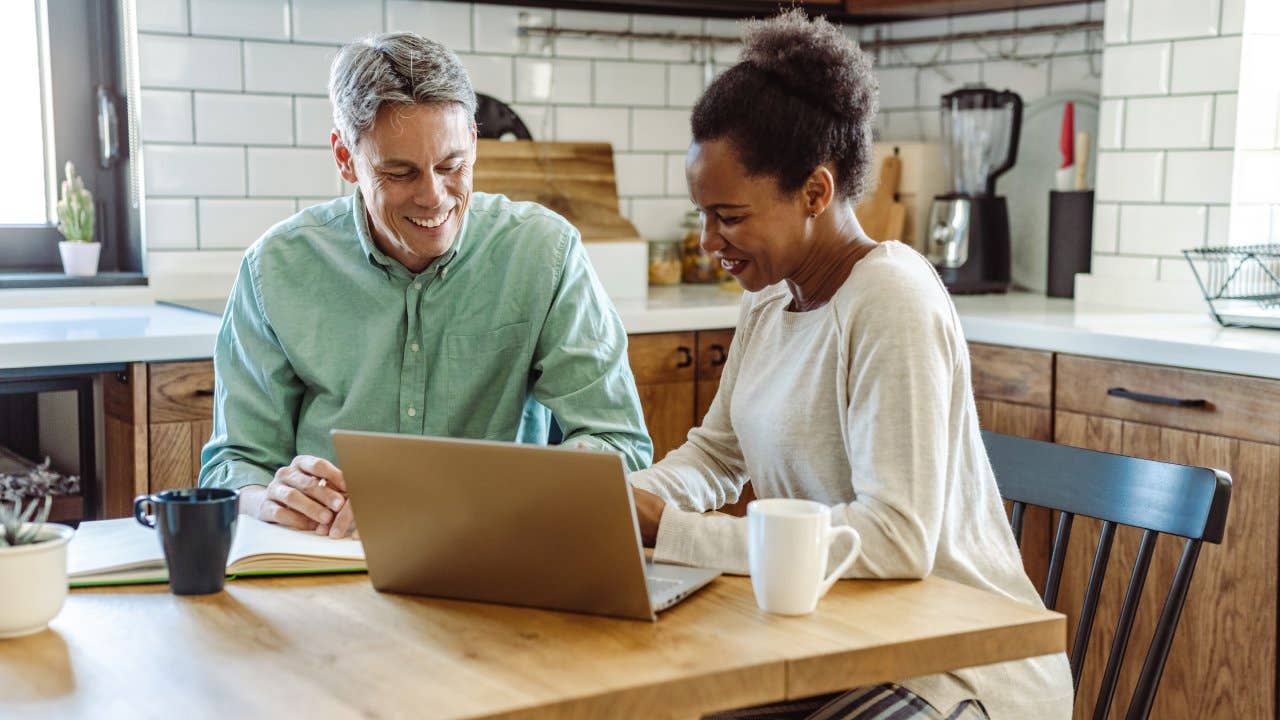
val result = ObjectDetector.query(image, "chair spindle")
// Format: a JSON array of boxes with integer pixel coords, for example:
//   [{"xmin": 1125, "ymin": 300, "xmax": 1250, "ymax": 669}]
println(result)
[{"xmin": 1093, "ymin": 530, "xmax": 1159, "ymax": 720}]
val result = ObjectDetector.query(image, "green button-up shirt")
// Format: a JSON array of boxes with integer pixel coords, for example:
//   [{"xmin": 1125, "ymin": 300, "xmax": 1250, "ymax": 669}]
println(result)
[{"xmin": 199, "ymin": 191, "xmax": 652, "ymax": 491}]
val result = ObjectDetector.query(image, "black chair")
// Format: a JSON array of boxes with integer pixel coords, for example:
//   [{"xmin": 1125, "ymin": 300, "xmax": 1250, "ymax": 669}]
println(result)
[{"xmin": 982, "ymin": 430, "xmax": 1231, "ymax": 720}]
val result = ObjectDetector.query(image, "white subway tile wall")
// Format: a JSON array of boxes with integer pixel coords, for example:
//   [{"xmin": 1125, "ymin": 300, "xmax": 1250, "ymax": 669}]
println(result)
[
  {"xmin": 1078, "ymin": 0, "xmax": 1280, "ymax": 310},
  {"xmin": 1170, "ymin": 37, "xmax": 1243, "ymax": 93},
  {"xmin": 197, "ymin": 199, "xmax": 298, "ymax": 250},
  {"xmin": 1122, "ymin": 95, "xmax": 1213, "ymax": 149},
  {"xmin": 140, "ymin": 90, "xmax": 194, "ymax": 143},
  {"xmin": 291, "ymin": 0, "xmax": 384, "ymax": 44},
  {"xmin": 189, "ymin": 0, "xmax": 290, "ymax": 41},
  {"xmin": 194, "ymin": 93, "xmax": 294, "ymax": 145},
  {"xmin": 137, "ymin": 0, "xmax": 189, "ymax": 34},
  {"xmin": 1128, "ymin": 0, "xmax": 1220, "ymax": 41},
  {"xmin": 136, "ymin": 1, "xmax": 1101, "ymax": 253},
  {"xmin": 144, "ymin": 198, "xmax": 198, "ymax": 250}
]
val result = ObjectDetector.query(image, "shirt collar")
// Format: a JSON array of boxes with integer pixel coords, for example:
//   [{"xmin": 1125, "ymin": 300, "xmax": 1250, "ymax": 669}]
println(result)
[{"xmin": 353, "ymin": 188, "xmax": 467, "ymax": 279}]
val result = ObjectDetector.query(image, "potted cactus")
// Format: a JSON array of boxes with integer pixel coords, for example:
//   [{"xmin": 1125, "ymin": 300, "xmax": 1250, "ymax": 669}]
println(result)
[
  {"xmin": 55, "ymin": 162, "xmax": 99, "ymax": 276},
  {"xmin": 0, "ymin": 495, "xmax": 75, "ymax": 638}
]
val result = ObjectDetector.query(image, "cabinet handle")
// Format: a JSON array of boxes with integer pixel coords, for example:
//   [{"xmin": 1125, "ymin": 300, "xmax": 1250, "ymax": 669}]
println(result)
[
  {"xmin": 1106, "ymin": 387, "xmax": 1207, "ymax": 409},
  {"xmin": 195, "ymin": 388, "xmax": 215, "ymax": 397},
  {"xmin": 709, "ymin": 344, "xmax": 728, "ymax": 367},
  {"xmin": 676, "ymin": 347, "xmax": 693, "ymax": 368}
]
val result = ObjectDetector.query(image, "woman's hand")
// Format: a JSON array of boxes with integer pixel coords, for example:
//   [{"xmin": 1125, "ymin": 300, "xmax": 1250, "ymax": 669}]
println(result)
[{"xmin": 631, "ymin": 486, "xmax": 666, "ymax": 548}]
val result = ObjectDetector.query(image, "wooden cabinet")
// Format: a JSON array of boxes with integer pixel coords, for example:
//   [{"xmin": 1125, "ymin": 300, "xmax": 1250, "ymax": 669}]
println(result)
[
  {"xmin": 969, "ymin": 342, "xmax": 1054, "ymax": 592},
  {"xmin": 627, "ymin": 329, "xmax": 734, "ymax": 462},
  {"xmin": 103, "ymin": 360, "xmax": 214, "ymax": 517},
  {"xmin": 1053, "ymin": 358, "xmax": 1280, "ymax": 720}
]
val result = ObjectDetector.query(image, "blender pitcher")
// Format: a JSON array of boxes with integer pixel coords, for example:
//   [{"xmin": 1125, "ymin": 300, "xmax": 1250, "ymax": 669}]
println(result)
[{"xmin": 927, "ymin": 85, "xmax": 1023, "ymax": 294}]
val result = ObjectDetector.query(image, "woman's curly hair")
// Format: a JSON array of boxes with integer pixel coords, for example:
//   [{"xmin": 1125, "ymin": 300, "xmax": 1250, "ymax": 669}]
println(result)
[{"xmin": 691, "ymin": 9, "xmax": 879, "ymax": 201}]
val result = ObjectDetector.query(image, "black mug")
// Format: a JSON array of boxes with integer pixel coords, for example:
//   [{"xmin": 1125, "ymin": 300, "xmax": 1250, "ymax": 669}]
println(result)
[{"xmin": 134, "ymin": 488, "xmax": 239, "ymax": 595}]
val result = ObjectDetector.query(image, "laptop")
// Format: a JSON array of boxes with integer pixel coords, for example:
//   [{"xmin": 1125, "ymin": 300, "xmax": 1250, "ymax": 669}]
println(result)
[{"xmin": 331, "ymin": 430, "xmax": 720, "ymax": 621}]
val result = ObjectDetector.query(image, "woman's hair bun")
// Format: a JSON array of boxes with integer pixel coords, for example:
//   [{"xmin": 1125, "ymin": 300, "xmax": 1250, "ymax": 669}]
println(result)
[{"xmin": 739, "ymin": 9, "xmax": 877, "ymax": 121}]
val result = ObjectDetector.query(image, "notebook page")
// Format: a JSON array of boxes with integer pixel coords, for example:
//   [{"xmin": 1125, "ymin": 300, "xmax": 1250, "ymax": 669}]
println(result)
[
  {"xmin": 228, "ymin": 516, "xmax": 365, "ymax": 570},
  {"xmin": 67, "ymin": 518, "xmax": 165, "ymax": 577}
]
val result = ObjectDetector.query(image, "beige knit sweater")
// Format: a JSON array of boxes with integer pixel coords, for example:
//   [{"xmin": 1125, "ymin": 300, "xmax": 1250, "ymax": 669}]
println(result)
[{"xmin": 629, "ymin": 241, "xmax": 1073, "ymax": 719}]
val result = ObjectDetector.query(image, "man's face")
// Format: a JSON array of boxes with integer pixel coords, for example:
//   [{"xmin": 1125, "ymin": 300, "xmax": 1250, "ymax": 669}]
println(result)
[{"xmin": 333, "ymin": 102, "xmax": 477, "ymax": 269}]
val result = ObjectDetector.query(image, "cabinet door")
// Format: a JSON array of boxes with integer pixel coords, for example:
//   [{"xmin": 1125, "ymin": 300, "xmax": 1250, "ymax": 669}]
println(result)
[
  {"xmin": 628, "ymin": 333, "xmax": 697, "ymax": 462},
  {"xmin": 1055, "ymin": 410, "xmax": 1279, "ymax": 720},
  {"xmin": 695, "ymin": 329, "xmax": 734, "ymax": 426},
  {"xmin": 148, "ymin": 361, "xmax": 216, "ymax": 492},
  {"xmin": 636, "ymin": 383, "xmax": 696, "ymax": 462}
]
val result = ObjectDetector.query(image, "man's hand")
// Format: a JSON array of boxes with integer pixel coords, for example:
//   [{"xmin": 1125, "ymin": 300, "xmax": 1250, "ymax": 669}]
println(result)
[
  {"xmin": 631, "ymin": 486, "xmax": 665, "ymax": 548},
  {"xmin": 239, "ymin": 456, "xmax": 356, "ymax": 538}
]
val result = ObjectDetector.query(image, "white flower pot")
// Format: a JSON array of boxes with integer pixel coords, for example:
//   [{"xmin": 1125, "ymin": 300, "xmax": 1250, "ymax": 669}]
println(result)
[
  {"xmin": 0, "ymin": 523, "xmax": 74, "ymax": 638},
  {"xmin": 58, "ymin": 241, "xmax": 101, "ymax": 277}
]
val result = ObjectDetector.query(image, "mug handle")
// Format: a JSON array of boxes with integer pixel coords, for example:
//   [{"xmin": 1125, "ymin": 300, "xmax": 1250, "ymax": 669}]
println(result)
[
  {"xmin": 817, "ymin": 526, "xmax": 862, "ymax": 599},
  {"xmin": 134, "ymin": 495, "xmax": 157, "ymax": 528}
]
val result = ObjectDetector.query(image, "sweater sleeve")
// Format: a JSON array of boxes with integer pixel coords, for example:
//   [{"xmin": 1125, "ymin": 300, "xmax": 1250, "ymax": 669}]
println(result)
[
  {"xmin": 649, "ymin": 250, "xmax": 962, "ymax": 579},
  {"xmin": 626, "ymin": 293, "xmax": 759, "ymax": 513}
]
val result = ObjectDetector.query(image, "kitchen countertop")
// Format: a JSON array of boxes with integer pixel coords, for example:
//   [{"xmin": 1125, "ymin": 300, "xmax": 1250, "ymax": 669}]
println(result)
[{"xmin": 4, "ymin": 289, "xmax": 1280, "ymax": 380}]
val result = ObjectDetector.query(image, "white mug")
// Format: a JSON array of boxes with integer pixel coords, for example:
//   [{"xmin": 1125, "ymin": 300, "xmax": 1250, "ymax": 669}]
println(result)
[{"xmin": 747, "ymin": 499, "xmax": 862, "ymax": 616}]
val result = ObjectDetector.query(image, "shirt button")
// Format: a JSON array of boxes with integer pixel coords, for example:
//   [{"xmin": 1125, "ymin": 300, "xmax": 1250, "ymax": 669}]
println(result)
[
  {"xmin": 441, "ymin": 267, "xmax": 449, "ymax": 278},
  {"xmin": 411, "ymin": 343, "xmax": 420, "ymax": 352},
  {"xmin": 412, "ymin": 282, "xmax": 422, "ymax": 291},
  {"xmin": 407, "ymin": 407, "xmax": 417, "ymax": 417}
]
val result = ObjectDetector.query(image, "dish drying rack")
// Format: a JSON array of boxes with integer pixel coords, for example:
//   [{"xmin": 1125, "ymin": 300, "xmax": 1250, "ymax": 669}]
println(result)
[{"xmin": 1183, "ymin": 244, "xmax": 1280, "ymax": 329}]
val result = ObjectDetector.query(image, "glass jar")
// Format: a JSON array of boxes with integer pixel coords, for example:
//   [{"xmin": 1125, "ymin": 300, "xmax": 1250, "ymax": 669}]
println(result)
[
  {"xmin": 647, "ymin": 239, "xmax": 682, "ymax": 286},
  {"xmin": 680, "ymin": 209, "xmax": 720, "ymax": 284}
]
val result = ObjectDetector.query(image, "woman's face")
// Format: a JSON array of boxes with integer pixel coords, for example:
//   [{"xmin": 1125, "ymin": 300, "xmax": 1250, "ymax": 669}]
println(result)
[
  {"xmin": 333, "ymin": 102, "xmax": 476, "ymax": 269},
  {"xmin": 685, "ymin": 139, "xmax": 813, "ymax": 292}
]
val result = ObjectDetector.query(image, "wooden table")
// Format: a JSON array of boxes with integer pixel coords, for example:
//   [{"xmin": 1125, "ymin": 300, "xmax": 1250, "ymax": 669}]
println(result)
[{"xmin": 1, "ymin": 574, "xmax": 1063, "ymax": 719}]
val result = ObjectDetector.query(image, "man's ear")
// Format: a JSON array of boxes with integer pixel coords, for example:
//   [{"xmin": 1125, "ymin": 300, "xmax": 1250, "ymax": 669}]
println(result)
[{"xmin": 332, "ymin": 130, "xmax": 359, "ymax": 184}]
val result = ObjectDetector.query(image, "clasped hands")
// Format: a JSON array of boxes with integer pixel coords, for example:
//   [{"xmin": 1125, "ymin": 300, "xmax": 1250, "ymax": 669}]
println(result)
[{"xmin": 240, "ymin": 455, "xmax": 357, "ymax": 539}]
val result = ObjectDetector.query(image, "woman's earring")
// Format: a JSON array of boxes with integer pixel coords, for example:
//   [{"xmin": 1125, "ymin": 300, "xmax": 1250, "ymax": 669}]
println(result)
[{"xmin": 809, "ymin": 211, "xmax": 818, "ymax": 219}]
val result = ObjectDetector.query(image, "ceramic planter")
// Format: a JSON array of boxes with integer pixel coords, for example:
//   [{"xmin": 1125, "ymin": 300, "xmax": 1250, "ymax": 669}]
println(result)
[
  {"xmin": 0, "ymin": 523, "xmax": 74, "ymax": 638},
  {"xmin": 58, "ymin": 241, "xmax": 101, "ymax": 277}
]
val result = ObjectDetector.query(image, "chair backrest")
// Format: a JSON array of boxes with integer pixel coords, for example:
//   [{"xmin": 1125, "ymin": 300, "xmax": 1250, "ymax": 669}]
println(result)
[{"xmin": 981, "ymin": 431, "xmax": 1232, "ymax": 720}]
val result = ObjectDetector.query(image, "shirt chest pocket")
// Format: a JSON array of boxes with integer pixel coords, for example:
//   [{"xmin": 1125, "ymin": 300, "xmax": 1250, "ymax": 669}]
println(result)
[{"xmin": 444, "ymin": 322, "xmax": 531, "ymax": 438}]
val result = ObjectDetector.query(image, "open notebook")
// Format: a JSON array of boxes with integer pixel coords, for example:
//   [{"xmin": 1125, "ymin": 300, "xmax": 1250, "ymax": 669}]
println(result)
[{"xmin": 67, "ymin": 515, "xmax": 366, "ymax": 587}]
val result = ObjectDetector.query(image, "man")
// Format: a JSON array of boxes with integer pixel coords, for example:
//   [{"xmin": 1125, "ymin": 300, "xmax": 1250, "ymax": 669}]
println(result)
[{"xmin": 198, "ymin": 32, "xmax": 651, "ymax": 537}]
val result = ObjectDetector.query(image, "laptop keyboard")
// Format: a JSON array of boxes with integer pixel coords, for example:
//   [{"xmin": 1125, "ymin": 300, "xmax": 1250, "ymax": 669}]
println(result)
[{"xmin": 647, "ymin": 577, "xmax": 680, "ymax": 595}]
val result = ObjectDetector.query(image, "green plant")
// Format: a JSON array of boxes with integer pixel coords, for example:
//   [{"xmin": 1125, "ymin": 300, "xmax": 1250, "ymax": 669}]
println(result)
[
  {"xmin": 0, "ymin": 495, "xmax": 52, "ymax": 547},
  {"xmin": 56, "ymin": 161, "xmax": 95, "ymax": 243}
]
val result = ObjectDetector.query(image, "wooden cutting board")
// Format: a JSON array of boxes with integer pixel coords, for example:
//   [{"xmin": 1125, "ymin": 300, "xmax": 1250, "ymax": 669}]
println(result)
[
  {"xmin": 473, "ymin": 140, "xmax": 642, "ymax": 242},
  {"xmin": 856, "ymin": 154, "xmax": 907, "ymax": 243}
]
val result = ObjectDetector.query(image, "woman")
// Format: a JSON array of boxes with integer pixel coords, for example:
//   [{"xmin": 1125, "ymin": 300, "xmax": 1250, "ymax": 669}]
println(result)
[{"xmin": 627, "ymin": 10, "xmax": 1073, "ymax": 720}]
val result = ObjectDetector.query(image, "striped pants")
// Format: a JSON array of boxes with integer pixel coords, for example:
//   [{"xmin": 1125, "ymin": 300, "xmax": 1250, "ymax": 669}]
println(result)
[{"xmin": 704, "ymin": 683, "xmax": 990, "ymax": 720}]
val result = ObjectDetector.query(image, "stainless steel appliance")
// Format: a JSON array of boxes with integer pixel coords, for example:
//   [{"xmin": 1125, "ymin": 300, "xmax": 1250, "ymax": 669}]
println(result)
[{"xmin": 926, "ymin": 85, "xmax": 1023, "ymax": 294}]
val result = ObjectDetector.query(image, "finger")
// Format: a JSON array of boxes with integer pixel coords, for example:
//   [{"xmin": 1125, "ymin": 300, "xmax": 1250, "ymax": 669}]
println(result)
[
  {"xmin": 278, "ymin": 466, "xmax": 346, "ymax": 513},
  {"xmin": 259, "ymin": 499, "xmax": 318, "ymax": 531},
  {"xmin": 293, "ymin": 455, "xmax": 347, "ymax": 492},
  {"xmin": 268, "ymin": 480, "xmax": 335, "ymax": 525},
  {"xmin": 329, "ymin": 502, "xmax": 356, "ymax": 539}
]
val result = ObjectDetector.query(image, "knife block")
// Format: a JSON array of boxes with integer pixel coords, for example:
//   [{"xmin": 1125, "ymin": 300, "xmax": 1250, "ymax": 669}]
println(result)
[{"xmin": 1047, "ymin": 190, "xmax": 1094, "ymax": 298}]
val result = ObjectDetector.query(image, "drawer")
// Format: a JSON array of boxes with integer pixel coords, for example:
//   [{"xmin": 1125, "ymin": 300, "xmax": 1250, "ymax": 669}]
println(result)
[
  {"xmin": 149, "ymin": 361, "xmax": 216, "ymax": 423},
  {"xmin": 969, "ymin": 343, "xmax": 1053, "ymax": 408},
  {"xmin": 696, "ymin": 329, "xmax": 734, "ymax": 382},
  {"xmin": 627, "ymin": 332, "xmax": 696, "ymax": 385},
  {"xmin": 1056, "ymin": 354, "xmax": 1280, "ymax": 444}
]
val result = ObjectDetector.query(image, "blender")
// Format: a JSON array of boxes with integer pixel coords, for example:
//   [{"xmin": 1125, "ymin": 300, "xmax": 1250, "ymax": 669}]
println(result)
[{"xmin": 926, "ymin": 85, "xmax": 1023, "ymax": 294}]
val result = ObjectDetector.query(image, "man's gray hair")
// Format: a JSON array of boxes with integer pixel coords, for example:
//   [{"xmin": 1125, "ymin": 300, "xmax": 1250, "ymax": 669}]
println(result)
[{"xmin": 329, "ymin": 32, "xmax": 477, "ymax": 148}]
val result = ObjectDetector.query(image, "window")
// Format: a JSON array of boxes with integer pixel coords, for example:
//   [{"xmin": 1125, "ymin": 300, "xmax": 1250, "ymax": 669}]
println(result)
[{"xmin": 0, "ymin": 0, "xmax": 141, "ymax": 282}]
